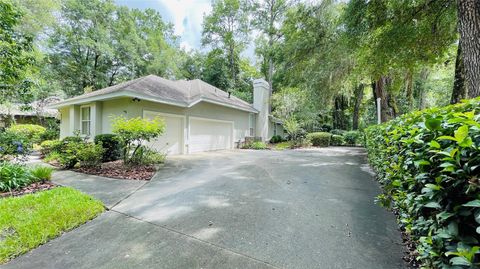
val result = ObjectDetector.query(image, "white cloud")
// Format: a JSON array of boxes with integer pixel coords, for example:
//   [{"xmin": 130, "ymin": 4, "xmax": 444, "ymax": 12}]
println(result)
[{"xmin": 156, "ymin": 0, "xmax": 212, "ymax": 50}]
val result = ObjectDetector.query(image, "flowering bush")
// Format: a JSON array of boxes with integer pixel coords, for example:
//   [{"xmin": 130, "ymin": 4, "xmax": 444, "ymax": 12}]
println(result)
[{"xmin": 0, "ymin": 132, "xmax": 30, "ymax": 162}]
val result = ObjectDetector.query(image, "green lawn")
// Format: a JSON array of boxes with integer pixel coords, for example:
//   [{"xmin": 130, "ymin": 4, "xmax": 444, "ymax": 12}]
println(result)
[
  {"xmin": 0, "ymin": 187, "xmax": 105, "ymax": 264},
  {"xmin": 273, "ymin": 141, "xmax": 292, "ymax": 150}
]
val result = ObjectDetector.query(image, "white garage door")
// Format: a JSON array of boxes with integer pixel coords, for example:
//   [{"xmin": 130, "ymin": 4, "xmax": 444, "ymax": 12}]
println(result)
[
  {"xmin": 143, "ymin": 111, "xmax": 184, "ymax": 155},
  {"xmin": 189, "ymin": 117, "xmax": 233, "ymax": 153}
]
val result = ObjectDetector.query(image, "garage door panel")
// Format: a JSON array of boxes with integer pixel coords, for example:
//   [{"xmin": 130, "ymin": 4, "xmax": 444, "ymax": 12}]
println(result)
[
  {"xmin": 144, "ymin": 112, "xmax": 184, "ymax": 155},
  {"xmin": 189, "ymin": 118, "xmax": 232, "ymax": 153}
]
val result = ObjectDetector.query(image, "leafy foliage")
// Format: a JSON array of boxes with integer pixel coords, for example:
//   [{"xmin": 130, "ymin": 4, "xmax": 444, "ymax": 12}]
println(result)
[
  {"xmin": 269, "ymin": 135, "xmax": 283, "ymax": 144},
  {"xmin": 39, "ymin": 139, "xmax": 62, "ymax": 157},
  {"xmin": 343, "ymin": 131, "xmax": 361, "ymax": 146},
  {"xmin": 76, "ymin": 143, "xmax": 104, "ymax": 168},
  {"xmin": 202, "ymin": 0, "xmax": 249, "ymax": 91},
  {"xmin": 330, "ymin": 134, "xmax": 345, "ymax": 146},
  {"xmin": 111, "ymin": 116, "xmax": 165, "ymax": 165},
  {"xmin": 0, "ymin": 162, "xmax": 31, "ymax": 192},
  {"xmin": 29, "ymin": 165, "xmax": 53, "ymax": 183},
  {"xmin": 0, "ymin": 0, "xmax": 35, "ymax": 104},
  {"xmin": 365, "ymin": 98, "xmax": 480, "ymax": 268},
  {"xmin": 243, "ymin": 141, "xmax": 268, "ymax": 150},
  {"xmin": 0, "ymin": 132, "xmax": 30, "ymax": 161},
  {"xmin": 6, "ymin": 124, "xmax": 46, "ymax": 143},
  {"xmin": 94, "ymin": 134, "xmax": 121, "ymax": 162},
  {"xmin": 306, "ymin": 132, "xmax": 331, "ymax": 147},
  {"xmin": 48, "ymin": 0, "xmax": 182, "ymax": 96}
]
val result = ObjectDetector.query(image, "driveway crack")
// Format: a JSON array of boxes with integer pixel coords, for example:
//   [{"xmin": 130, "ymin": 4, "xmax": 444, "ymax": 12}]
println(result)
[
  {"xmin": 109, "ymin": 209, "xmax": 282, "ymax": 269},
  {"xmin": 109, "ymin": 180, "xmax": 150, "ymax": 210}
]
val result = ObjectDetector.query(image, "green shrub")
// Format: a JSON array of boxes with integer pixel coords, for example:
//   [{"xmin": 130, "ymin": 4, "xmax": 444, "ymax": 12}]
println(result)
[
  {"xmin": 94, "ymin": 134, "xmax": 121, "ymax": 162},
  {"xmin": 44, "ymin": 152, "xmax": 61, "ymax": 163},
  {"xmin": 111, "ymin": 116, "xmax": 165, "ymax": 165},
  {"xmin": 320, "ymin": 124, "xmax": 332, "ymax": 132},
  {"xmin": 0, "ymin": 132, "xmax": 31, "ymax": 161},
  {"xmin": 6, "ymin": 124, "xmax": 46, "ymax": 144},
  {"xmin": 251, "ymin": 141, "xmax": 268, "ymax": 150},
  {"xmin": 30, "ymin": 166, "xmax": 53, "ymax": 183},
  {"xmin": 284, "ymin": 118, "xmax": 302, "ymax": 141},
  {"xmin": 270, "ymin": 135, "xmax": 283, "ymax": 144},
  {"xmin": 39, "ymin": 119, "xmax": 60, "ymax": 141},
  {"xmin": 274, "ymin": 141, "xmax": 292, "ymax": 150},
  {"xmin": 330, "ymin": 129, "xmax": 346, "ymax": 136},
  {"xmin": 39, "ymin": 129, "xmax": 59, "ymax": 141},
  {"xmin": 61, "ymin": 135, "xmax": 83, "ymax": 144},
  {"xmin": 306, "ymin": 132, "xmax": 331, "ymax": 147},
  {"xmin": 39, "ymin": 140, "xmax": 62, "ymax": 156},
  {"xmin": 57, "ymin": 141, "xmax": 82, "ymax": 169},
  {"xmin": 365, "ymin": 98, "xmax": 480, "ymax": 268},
  {"xmin": 242, "ymin": 141, "xmax": 268, "ymax": 150},
  {"xmin": 0, "ymin": 163, "xmax": 31, "ymax": 192},
  {"xmin": 330, "ymin": 134, "xmax": 345, "ymax": 146},
  {"xmin": 139, "ymin": 148, "xmax": 166, "ymax": 165},
  {"xmin": 290, "ymin": 137, "xmax": 311, "ymax": 148},
  {"xmin": 77, "ymin": 143, "xmax": 104, "ymax": 168},
  {"xmin": 343, "ymin": 130, "xmax": 361, "ymax": 145}
]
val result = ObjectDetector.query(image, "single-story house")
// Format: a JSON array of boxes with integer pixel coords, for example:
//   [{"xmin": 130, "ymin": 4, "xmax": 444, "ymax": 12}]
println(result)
[{"xmin": 49, "ymin": 75, "xmax": 284, "ymax": 155}]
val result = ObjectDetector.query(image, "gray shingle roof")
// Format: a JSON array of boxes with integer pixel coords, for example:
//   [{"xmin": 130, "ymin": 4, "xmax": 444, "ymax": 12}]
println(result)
[{"xmin": 51, "ymin": 75, "xmax": 257, "ymax": 113}]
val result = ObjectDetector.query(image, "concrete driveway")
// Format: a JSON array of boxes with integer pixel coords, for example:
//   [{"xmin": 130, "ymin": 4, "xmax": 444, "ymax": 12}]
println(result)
[{"xmin": 2, "ymin": 148, "xmax": 405, "ymax": 269}]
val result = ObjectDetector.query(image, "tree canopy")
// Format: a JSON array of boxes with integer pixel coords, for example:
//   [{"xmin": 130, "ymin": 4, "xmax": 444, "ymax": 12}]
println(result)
[{"xmin": 2, "ymin": 0, "xmax": 480, "ymax": 131}]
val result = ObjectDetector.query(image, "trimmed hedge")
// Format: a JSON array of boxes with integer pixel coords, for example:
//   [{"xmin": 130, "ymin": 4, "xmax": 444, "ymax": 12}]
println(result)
[
  {"xmin": 330, "ymin": 134, "xmax": 344, "ymax": 146},
  {"xmin": 365, "ymin": 98, "xmax": 480, "ymax": 268},
  {"xmin": 306, "ymin": 132, "xmax": 331, "ymax": 147},
  {"xmin": 6, "ymin": 124, "xmax": 46, "ymax": 144},
  {"xmin": 344, "ymin": 130, "xmax": 361, "ymax": 145}
]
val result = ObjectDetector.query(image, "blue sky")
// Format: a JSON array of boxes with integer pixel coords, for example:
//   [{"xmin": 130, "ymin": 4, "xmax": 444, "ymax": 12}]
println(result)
[{"xmin": 115, "ymin": 0, "xmax": 213, "ymax": 51}]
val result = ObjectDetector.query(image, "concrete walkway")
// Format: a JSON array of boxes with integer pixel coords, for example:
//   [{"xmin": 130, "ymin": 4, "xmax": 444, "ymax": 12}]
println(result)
[{"xmin": 2, "ymin": 148, "xmax": 405, "ymax": 269}]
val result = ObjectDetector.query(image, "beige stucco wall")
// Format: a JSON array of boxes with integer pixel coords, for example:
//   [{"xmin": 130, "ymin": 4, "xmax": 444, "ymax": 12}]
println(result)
[
  {"xmin": 59, "ymin": 107, "xmax": 69, "ymax": 139},
  {"xmin": 59, "ymin": 97, "xmax": 251, "ymax": 145}
]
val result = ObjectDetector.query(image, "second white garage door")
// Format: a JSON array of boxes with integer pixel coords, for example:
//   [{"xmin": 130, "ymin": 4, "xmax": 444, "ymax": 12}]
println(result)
[{"xmin": 189, "ymin": 117, "xmax": 233, "ymax": 153}]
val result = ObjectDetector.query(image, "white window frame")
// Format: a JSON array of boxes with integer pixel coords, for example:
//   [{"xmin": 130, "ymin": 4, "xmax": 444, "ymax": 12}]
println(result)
[{"xmin": 80, "ymin": 105, "xmax": 92, "ymax": 136}]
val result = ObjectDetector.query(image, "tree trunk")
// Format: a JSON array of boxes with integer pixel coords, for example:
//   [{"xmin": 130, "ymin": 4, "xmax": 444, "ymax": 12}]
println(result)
[
  {"xmin": 457, "ymin": 0, "xmax": 480, "ymax": 98},
  {"xmin": 451, "ymin": 43, "xmax": 467, "ymax": 103},
  {"xmin": 352, "ymin": 84, "xmax": 364, "ymax": 130},
  {"xmin": 332, "ymin": 94, "xmax": 348, "ymax": 130},
  {"xmin": 375, "ymin": 76, "xmax": 390, "ymax": 122},
  {"xmin": 405, "ymin": 71, "xmax": 414, "ymax": 109}
]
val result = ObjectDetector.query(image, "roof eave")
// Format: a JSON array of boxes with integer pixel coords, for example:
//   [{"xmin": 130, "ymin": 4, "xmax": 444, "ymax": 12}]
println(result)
[
  {"xmin": 47, "ymin": 90, "xmax": 188, "ymax": 109},
  {"xmin": 48, "ymin": 90, "xmax": 258, "ymax": 114},
  {"xmin": 189, "ymin": 97, "xmax": 258, "ymax": 113}
]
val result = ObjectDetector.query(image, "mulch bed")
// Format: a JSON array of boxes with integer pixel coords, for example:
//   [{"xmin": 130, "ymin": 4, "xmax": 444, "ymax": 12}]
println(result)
[
  {"xmin": 74, "ymin": 160, "xmax": 156, "ymax": 180},
  {"xmin": 0, "ymin": 182, "xmax": 57, "ymax": 198},
  {"xmin": 391, "ymin": 208, "xmax": 421, "ymax": 268}
]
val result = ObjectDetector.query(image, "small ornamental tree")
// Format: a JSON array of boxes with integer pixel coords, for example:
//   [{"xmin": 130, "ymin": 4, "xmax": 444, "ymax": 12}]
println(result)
[
  {"xmin": 111, "ymin": 116, "xmax": 165, "ymax": 165},
  {"xmin": 284, "ymin": 117, "xmax": 301, "ymax": 141}
]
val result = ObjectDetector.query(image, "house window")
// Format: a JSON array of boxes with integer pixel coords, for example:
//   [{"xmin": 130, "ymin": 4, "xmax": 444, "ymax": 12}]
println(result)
[
  {"xmin": 80, "ymin": 106, "xmax": 91, "ymax": 136},
  {"xmin": 274, "ymin": 123, "xmax": 277, "ymax": 136}
]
